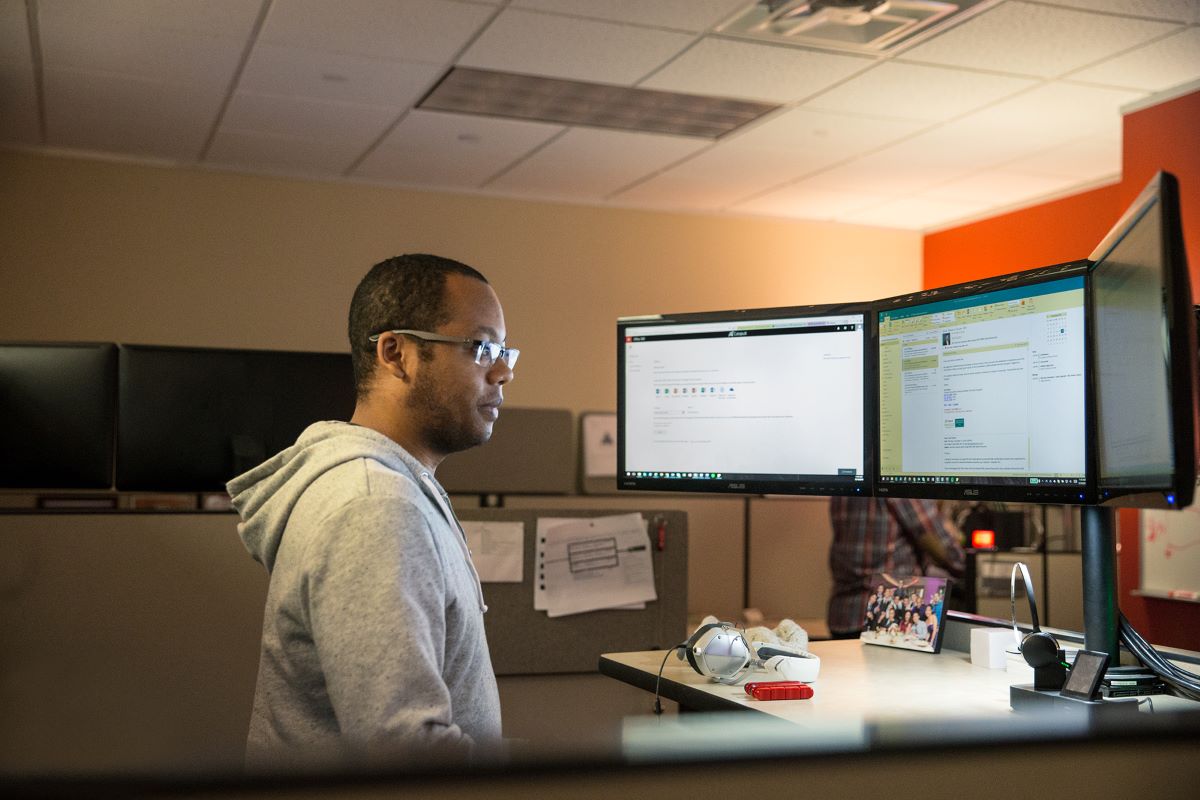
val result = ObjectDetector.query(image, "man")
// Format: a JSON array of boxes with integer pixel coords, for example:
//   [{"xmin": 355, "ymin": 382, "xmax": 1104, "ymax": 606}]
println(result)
[
  {"xmin": 826, "ymin": 497, "xmax": 965, "ymax": 639},
  {"xmin": 228, "ymin": 254, "xmax": 515, "ymax": 766}
]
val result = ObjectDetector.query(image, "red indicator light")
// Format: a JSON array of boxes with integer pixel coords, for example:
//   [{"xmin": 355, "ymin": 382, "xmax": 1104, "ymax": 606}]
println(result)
[{"xmin": 972, "ymin": 529, "xmax": 996, "ymax": 549}]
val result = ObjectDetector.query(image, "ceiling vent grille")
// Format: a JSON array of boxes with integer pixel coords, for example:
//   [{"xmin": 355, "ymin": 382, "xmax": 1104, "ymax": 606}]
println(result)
[
  {"xmin": 418, "ymin": 68, "xmax": 781, "ymax": 139},
  {"xmin": 718, "ymin": 0, "xmax": 999, "ymax": 55}
]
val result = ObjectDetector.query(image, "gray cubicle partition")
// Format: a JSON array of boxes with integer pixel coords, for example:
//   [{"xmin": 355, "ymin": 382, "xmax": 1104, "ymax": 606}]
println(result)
[
  {"xmin": 438, "ymin": 408, "xmax": 575, "ymax": 495},
  {"xmin": 461, "ymin": 508, "xmax": 688, "ymax": 675}
]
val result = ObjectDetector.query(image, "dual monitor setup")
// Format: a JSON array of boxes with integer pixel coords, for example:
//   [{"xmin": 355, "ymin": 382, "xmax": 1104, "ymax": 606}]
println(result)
[{"xmin": 618, "ymin": 172, "xmax": 1197, "ymax": 511}]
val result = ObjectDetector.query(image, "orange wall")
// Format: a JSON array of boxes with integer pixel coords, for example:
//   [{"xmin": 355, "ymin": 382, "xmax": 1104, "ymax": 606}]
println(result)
[{"xmin": 923, "ymin": 89, "xmax": 1200, "ymax": 652}]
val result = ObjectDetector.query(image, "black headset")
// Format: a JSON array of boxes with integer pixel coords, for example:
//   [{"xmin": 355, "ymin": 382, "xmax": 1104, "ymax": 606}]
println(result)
[{"xmin": 1010, "ymin": 562, "xmax": 1060, "ymax": 669}]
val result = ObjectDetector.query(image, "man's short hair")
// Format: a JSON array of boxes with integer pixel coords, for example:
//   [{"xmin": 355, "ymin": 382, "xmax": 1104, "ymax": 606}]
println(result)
[{"xmin": 348, "ymin": 254, "xmax": 489, "ymax": 399}]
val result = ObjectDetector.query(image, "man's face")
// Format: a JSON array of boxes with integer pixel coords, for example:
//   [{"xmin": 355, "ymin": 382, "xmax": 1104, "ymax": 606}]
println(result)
[{"xmin": 407, "ymin": 273, "xmax": 512, "ymax": 458}]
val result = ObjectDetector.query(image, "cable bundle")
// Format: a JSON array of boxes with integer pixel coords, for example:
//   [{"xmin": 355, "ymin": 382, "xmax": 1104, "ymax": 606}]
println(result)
[{"xmin": 1119, "ymin": 613, "xmax": 1200, "ymax": 702}]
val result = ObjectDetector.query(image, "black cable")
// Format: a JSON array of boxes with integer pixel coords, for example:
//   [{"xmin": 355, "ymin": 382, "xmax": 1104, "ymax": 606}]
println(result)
[
  {"xmin": 653, "ymin": 645, "xmax": 684, "ymax": 715},
  {"xmin": 1118, "ymin": 613, "xmax": 1200, "ymax": 701}
]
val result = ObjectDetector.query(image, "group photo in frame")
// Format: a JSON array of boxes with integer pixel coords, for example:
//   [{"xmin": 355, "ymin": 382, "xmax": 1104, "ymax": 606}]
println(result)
[{"xmin": 860, "ymin": 573, "xmax": 951, "ymax": 654}]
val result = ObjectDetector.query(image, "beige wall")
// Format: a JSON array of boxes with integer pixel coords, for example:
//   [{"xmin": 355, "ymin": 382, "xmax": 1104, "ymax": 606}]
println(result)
[
  {"xmin": 0, "ymin": 149, "xmax": 921, "ymax": 414},
  {"xmin": 0, "ymin": 149, "xmax": 921, "ymax": 775}
]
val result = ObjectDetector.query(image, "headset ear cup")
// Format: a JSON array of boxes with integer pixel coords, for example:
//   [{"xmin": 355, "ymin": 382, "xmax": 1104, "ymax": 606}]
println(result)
[{"xmin": 1021, "ymin": 631, "xmax": 1060, "ymax": 669}]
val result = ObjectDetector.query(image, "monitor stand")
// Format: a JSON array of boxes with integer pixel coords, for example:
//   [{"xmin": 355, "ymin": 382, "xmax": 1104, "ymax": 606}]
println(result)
[{"xmin": 1081, "ymin": 505, "xmax": 1119, "ymax": 662}]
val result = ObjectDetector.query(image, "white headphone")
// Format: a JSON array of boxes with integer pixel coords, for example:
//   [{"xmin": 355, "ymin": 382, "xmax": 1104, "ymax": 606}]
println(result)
[{"xmin": 677, "ymin": 622, "xmax": 821, "ymax": 685}]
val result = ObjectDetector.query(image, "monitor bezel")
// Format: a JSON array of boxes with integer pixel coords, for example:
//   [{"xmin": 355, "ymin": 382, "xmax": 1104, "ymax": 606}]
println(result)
[
  {"xmin": 1090, "ymin": 170, "xmax": 1197, "ymax": 509},
  {"xmin": 617, "ymin": 301, "xmax": 875, "ymax": 497},
  {"xmin": 872, "ymin": 260, "xmax": 1095, "ymax": 505}
]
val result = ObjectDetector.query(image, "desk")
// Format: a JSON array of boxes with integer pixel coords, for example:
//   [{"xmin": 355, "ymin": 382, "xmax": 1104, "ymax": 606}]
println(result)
[{"xmin": 601, "ymin": 640, "xmax": 1021, "ymax": 724}]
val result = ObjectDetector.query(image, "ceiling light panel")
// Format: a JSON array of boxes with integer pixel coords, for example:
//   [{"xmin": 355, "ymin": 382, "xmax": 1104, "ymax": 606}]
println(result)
[
  {"xmin": 459, "ymin": 8, "xmax": 694, "ymax": 85},
  {"xmin": 899, "ymin": 1, "xmax": 1181, "ymax": 77},
  {"xmin": 259, "ymin": 0, "xmax": 495, "ymax": 63},
  {"xmin": 640, "ymin": 37, "xmax": 871, "ymax": 104},
  {"xmin": 419, "ymin": 67, "xmax": 780, "ymax": 139}
]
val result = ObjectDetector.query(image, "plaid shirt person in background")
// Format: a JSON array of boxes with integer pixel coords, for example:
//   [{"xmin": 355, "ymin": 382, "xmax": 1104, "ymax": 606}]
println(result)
[{"xmin": 827, "ymin": 498, "xmax": 966, "ymax": 638}]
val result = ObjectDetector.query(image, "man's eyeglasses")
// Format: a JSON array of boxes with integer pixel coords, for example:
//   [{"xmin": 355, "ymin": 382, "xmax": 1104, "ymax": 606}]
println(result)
[{"xmin": 367, "ymin": 329, "xmax": 519, "ymax": 369}]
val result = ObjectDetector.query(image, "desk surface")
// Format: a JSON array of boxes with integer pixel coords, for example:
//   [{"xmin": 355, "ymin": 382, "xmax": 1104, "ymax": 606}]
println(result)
[{"xmin": 601, "ymin": 640, "xmax": 1021, "ymax": 725}]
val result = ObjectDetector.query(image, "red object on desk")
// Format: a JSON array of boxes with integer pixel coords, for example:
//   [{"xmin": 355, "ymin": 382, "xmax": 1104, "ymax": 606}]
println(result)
[{"xmin": 744, "ymin": 681, "xmax": 813, "ymax": 701}]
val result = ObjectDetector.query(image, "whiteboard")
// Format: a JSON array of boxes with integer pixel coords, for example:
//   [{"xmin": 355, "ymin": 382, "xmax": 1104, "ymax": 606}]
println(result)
[{"xmin": 1140, "ymin": 497, "xmax": 1200, "ymax": 599}]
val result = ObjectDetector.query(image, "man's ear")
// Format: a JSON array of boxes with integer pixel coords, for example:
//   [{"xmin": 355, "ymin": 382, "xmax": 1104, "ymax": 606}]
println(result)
[{"xmin": 375, "ymin": 332, "xmax": 412, "ymax": 383}]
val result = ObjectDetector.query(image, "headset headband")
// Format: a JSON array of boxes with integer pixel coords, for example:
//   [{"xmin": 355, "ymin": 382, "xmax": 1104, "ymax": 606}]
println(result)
[{"xmin": 1010, "ymin": 561, "xmax": 1042, "ymax": 645}]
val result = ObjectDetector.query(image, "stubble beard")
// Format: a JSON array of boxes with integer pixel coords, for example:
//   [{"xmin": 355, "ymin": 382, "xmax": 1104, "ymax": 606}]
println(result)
[{"xmin": 407, "ymin": 368, "xmax": 492, "ymax": 457}]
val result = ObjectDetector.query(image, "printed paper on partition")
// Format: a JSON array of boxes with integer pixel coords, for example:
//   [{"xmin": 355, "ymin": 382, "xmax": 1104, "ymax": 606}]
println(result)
[{"xmin": 535, "ymin": 513, "xmax": 656, "ymax": 617}]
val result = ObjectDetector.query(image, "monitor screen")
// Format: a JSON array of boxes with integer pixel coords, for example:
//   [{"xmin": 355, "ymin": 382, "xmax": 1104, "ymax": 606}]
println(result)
[
  {"xmin": 116, "ymin": 345, "xmax": 354, "ymax": 491},
  {"xmin": 0, "ymin": 342, "xmax": 117, "ymax": 489},
  {"xmin": 617, "ymin": 304, "xmax": 870, "ymax": 496},
  {"xmin": 1090, "ymin": 171, "xmax": 1197, "ymax": 508},
  {"xmin": 875, "ymin": 263, "xmax": 1091, "ymax": 504}
]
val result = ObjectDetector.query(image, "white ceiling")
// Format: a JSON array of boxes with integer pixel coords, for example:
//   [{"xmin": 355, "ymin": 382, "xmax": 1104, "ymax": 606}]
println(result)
[{"xmin": 2, "ymin": 0, "xmax": 1198, "ymax": 231}]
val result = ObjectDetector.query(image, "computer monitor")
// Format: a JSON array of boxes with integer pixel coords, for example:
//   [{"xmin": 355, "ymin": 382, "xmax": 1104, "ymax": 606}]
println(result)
[
  {"xmin": 116, "ymin": 345, "xmax": 354, "ymax": 491},
  {"xmin": 875, "ymin": 261, "xmax": 1091, "ymax": 504},
  {"xmin": 617, "ymin": 303, "xmax": 871, "ymax": 496},
  {"xmin": 1090, "ymin": 170, "xmax": 1197, "ymax": 509},
  {"xmin": 0, "ymin": 342, "xmax": 117, "ymax": 489}
]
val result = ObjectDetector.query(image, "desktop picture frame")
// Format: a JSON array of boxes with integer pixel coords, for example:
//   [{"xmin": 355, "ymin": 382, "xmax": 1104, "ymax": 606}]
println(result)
[{"xmin": 859, "ymin": 574, "xmax": 951, "ymax": 655}]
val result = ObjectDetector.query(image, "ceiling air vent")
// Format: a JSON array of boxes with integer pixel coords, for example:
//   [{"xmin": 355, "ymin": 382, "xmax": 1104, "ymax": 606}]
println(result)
[
  {"xmin": 718, "ymin": 0, "xmax": 999, "ymax": 55},
  {"xmin": 418, "ymin": 68, "xmax": 781, "ymax": 139}
]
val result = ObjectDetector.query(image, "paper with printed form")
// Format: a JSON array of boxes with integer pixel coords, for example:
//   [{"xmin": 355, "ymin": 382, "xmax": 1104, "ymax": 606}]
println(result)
[
  {"xmin": 461, "ymin": 520, "xmax": 524, "ymax": 583},
  {"xmin": 536, "ymin": 513, "xmax": 656, "ymax": 617}
]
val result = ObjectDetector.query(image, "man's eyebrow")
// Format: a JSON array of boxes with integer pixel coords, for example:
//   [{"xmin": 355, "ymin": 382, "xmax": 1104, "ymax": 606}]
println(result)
[{"xmin": 474, "ymin": 326, "xmax": 502, "ymax": 341}]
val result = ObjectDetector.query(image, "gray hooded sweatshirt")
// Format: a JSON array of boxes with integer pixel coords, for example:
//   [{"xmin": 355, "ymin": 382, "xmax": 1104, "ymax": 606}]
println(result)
[{"xmin": 228, "ymin": 421, "xmax": 501, "ymax": 766}]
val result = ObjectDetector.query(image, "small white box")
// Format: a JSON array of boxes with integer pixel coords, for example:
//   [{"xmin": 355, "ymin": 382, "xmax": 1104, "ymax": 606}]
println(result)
[{"xmin": 971, "ymin": 627, "xmax": 1014, "ymax": 669}]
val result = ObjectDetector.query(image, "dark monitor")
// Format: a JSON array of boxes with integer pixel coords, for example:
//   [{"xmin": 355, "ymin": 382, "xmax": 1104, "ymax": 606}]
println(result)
[
  {"xmin": 875, "ymin": 261, "xmax": 1091, "ymax": 504},
  {"xmin": 0, "ymin": 342, "xmax": 117, "ymax": 489},
  {"xmin": 1090, "ymin": 171, "xmax": 1197, "ymax": 509},
  {"xmin": 617, "ymin": 303, "xmax": 871, "ymax": 496},
  {"xmin": 116, "ymin": 345, "xmax": 354, "ymax": 491}
]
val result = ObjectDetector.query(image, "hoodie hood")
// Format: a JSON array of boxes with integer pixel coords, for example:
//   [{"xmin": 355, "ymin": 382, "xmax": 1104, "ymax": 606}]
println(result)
[{"xmin": 228, "ymin": 421, "xmax": 431, "ymax": 572}]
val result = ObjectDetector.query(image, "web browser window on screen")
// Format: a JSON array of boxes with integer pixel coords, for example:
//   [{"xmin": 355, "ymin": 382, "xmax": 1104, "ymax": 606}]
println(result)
[
  {"xmin": 877, "ymin": 276, "xmax": 1086, "ymax": 487},
  {"xmin": 623, "ymin": 314, "xmax": 864, "ymax": 481}
]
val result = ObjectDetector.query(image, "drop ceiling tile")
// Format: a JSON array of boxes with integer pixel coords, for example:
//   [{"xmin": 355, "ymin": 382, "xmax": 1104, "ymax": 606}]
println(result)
[
  {"xmin": 38, "ymin": 4, "xmax": 254, "ymax": 92},
  {"xmin": 921, "ymin": 168, "xmax": 1085, "ymax": 206},
  {"xmin": 641, "ymin": 37, "xmax": 871, "ymax": 104},
  {"xmin": 900, "ymin": 1, "xmax": 1180, "ymax": 78},
  {"xmin": 844, "ymin": 196, "xmax": 996, "ymax": 231},
  {"xmin": 1067, "ymin": 27, "xmax": 1200, "ymax": 91},
  {"xmin": 220, "ymin": 91, "xmax": 399, "ymax": 147},
  {"xmin": 0, "ymin": 0, "xmax": 31, "ymax": 62},
  {"xmin": 0, "ymin": 59, "xmax": 40, "ymax": 144},
  {"xmin": 512, "ymin": 0, "xmax": 745, "ymax": 32},
  {"xmin": 798, "ymin": 147, "xmax": 970, "ymax": 198},
  {"xmin": 38, "ymin": 0, "xmax": 263, "ymax": 37},
  {"xmin": 260, "ymin": 0, "xmax": 495, "ymax": 63},
  {"xmin": 207, "ymin": 128, "xmax": 363, "ymax": 174},
  {"xmin": 612, "ymin": 145, "xmax": 785, "ymax": 210},
  {"xmin": 458, "ymin": 8, "xmax": 694, "ymax": 85},
  {"xmin": 238, "ymin": 44, "xmax": 444, "ymax": 107},
  {"xmin": 733, "ymin": 184, "xmax": 894, "ymax": 221},
  {"xmin": 488, "ymin": 127, "xmax": 707, "ymax": 198},
  {"xmin": 729, "ymin": 107, "xmax": 924, "ymax": 157},
  {"xmin": 804, "ymin": 62, "xmax": 1036, "ymax": 123},
  {"xmin": 1041, "ymin": 1, "xmax": 1200, "ymax": 24},
  {"xmin": 43, "ymin": 67, "xmax": 222, "ymax": 159},
  {"xmin": 354, "ymin": 109, "xmax": 562, "ymax": 189},
  {"xmin": 1000, "ymin": 134, "xmax": 1121, "ymax": 180}
]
